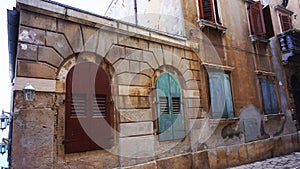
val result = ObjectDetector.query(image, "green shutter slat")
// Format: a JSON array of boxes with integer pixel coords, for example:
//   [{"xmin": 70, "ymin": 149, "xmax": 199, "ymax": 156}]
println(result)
[
  {"xmin": 169, "ymin": 74, "xmax": 184, "ymax": 140},
  {"xmin": 156, "ymin": 73, "xmax": 170, "ymax": 97},
  {"xmin": 224, "ymin": 74, "xmax": 234, "ymax": 118},
  {"xmin": 156, "ymin": 73, "xmax": 172, "ymax": 141},
  {"xmin": 169, "ymin": 74, "xmax": 181, "ymax": 97},
  {"xmin": 209, "ymin": 72, "xmax": 225, "ymax": 119},
  {"xmin": 172, "ymin": 114, "xmax": 185, "ymax": 139},
  {"xmin": 158, "ymin": 114, "xmax": 173, "ymax": 141}
]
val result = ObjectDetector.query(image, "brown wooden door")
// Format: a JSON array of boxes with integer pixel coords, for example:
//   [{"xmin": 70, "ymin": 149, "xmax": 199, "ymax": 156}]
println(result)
[{"xmin": 65, "ymin": 62, "xmax": 112, "ymax": 154}]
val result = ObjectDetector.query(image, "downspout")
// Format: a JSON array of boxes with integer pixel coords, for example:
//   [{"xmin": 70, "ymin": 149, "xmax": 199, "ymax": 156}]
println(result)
[
  {"xmin": 282, "ymin": 0, "xmax": 289, "ymax": 7},
  {"xmin": 134, "ymin": 0, "xmax": 138, "ymax": 25},
  {"xmin": 7, "ymin": 9, "xmax": 20, "ymax": 167}
]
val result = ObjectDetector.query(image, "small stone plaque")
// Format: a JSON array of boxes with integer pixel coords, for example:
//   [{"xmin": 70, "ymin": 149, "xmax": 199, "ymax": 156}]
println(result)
[{"xmin": 244, "ymin": 119, "xmax": 259, "ymax": 142}]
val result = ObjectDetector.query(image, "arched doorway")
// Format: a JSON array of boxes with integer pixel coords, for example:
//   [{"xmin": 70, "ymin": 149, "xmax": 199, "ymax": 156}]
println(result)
[{"xmin": 65, "ymin": 62, "xmax": 113, "ymax": 154}]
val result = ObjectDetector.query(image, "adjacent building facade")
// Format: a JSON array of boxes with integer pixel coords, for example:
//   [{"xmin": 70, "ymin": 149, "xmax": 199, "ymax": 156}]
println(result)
[{"xmin": 6, "ymin": 0, "xmax": 300, "ymax": 168}]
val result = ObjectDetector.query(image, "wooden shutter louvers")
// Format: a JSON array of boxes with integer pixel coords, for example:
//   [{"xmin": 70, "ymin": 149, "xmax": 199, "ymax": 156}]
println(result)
[
  {"xmin": 93, "ymin": 94, "xmax": 106, "ymax": 116},
  {"xmin": 71, "ymin": 94, "xmax": 86, "ymax": 116},
  {"xmin": 199, "ymin": 0, "xmax": 215, "ymax": 22},
  {"xmin": 172, "ymin": 97, "xmax": 181, "ymax": 114},
  {"xmin": 280, "ymin": 13, "xmax": 292, "ymax": 32},
  {"xmin": 65, "ymin": 62, "xmax": 112, "ymax": 154},
  {"xmin": 159, "ymin": 97, "xmax": 169, "ymax": 114},
  {"xmin": 249, "ymin": 1, "xmax": 266, "ymax": 35}
]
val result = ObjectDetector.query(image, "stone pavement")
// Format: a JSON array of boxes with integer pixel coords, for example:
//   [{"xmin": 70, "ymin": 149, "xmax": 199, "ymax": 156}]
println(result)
[{"xmin": 230, "ymin": 152, "xmax": 300, "ymax": 169}]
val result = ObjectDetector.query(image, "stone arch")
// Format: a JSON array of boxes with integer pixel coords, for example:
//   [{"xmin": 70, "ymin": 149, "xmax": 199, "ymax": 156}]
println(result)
[
  {"xmin": 56, "ymin": 52, "xmax": 115, "ymax": 93},
  {"xmin": 151, "ymin": 47, "xmax": 201, "ymax": 91},
  {"xmin": 152, "ymin": 65, "xmax": 186, "ymax": 90},
  {"xmin": 55, "ymin": 52, "xmax": 118, "ymax": 155}
]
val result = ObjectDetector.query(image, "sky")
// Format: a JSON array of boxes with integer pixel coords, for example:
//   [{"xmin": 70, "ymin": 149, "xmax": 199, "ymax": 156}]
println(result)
[{"xmin": 0, "ymin": 0, "xmax": 112, "ymax": 167}]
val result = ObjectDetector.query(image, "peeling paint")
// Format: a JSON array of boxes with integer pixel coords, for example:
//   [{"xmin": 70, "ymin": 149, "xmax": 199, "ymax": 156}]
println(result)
[
  {"xmin": 55, "ymin": 42, "xmax": 64, "ymax": 48},
  {"xmin": 20, "ymin": 44, "xmax": 27, "ymax": 50},
  {"xmin": 19, "ymin": 30, "xmax": 43, "ymax": 45},
  {"xmin": 28, "ymin": 45, "xmax": 37, "ymax": 51}
]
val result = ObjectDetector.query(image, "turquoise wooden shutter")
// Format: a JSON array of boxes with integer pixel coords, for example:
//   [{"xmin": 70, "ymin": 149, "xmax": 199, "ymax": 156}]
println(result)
[
  {"xmin": 156, "ymin": 73, "xmax": 173, "ymax": 141},
  {"xmin": 169, "ymin": 75, "xmax": 185, "ymax": 140},
  {"xmin": 224, "ymin": 74, "xmax": 234, "ymax": 118},
  {"xmin": 208, "ymin": 72, "xmax": 226, "ymax": 119},
  {"xmin": 156, "ymin": 73, "xmax": 185, "ymax": 141}
]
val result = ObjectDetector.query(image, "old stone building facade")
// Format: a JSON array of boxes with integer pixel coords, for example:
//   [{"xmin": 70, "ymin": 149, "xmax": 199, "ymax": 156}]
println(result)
[{"xmin": 6, "ymin": 0, "xmax": 300, "ymax": 168}]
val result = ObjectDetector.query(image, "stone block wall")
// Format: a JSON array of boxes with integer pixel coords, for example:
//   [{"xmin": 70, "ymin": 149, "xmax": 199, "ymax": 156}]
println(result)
[{"xmin": 12, "ymin": 1, "xmax": 204, "ymax": 168}]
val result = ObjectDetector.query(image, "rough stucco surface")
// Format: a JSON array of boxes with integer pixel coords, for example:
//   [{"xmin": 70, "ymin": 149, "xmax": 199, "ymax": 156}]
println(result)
[{"xmin": 11, "ymin": 93, "xmax": 55, "ymax": 169}]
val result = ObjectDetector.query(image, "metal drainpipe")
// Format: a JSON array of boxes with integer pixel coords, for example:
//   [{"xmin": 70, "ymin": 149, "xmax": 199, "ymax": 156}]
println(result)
[{"xmin": 134, "ymin": 0, "xmax": 138, "ymax": 25}]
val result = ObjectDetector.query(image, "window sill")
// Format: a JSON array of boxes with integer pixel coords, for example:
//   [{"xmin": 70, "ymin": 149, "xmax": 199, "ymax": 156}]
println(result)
[
  {"xmin": 255, "ymin": 70, "xmax": 276, "ymax": 77},
  {"xmin": 263, "ymin": 113, "xmax": 285, "ymax": 121},
  {"xmin": 249, "ymin": 35, "xmax": 269, "ymax": 43},
  {"xmin": 209, "ymin": 117, "xmax": 240, "ymax": 128},
  {"xmin": 197, "ymin": 19, "xmax": 227, "ymax": 34},
  {"xmin": 202, "ymin": 62, "xmax": 235, "ymax": 71}
]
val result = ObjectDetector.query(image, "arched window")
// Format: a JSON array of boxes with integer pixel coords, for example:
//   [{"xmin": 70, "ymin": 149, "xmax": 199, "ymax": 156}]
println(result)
[
  {"xmin": 65, "ymin": 62, "xmax": 113, "ymax": 154},
  {"xmin": 156, "ymin": 73, "xmax": 185, "ymax": 141}
]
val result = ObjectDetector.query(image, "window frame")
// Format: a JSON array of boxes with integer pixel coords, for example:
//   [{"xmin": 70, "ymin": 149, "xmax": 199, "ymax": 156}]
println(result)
[
  {"xmin": 198, "ymin": 0, "xmax": 222, "ymax": 25},
  {"xmin": 274, "ymin": 4, "xmax": 294, "ymax": 33}
]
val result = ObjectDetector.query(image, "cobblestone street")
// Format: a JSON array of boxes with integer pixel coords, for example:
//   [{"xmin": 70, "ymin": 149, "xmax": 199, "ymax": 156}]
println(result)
[{"xmin": 230, "ymin": 152, "xmax": 300, "ymax": 169}]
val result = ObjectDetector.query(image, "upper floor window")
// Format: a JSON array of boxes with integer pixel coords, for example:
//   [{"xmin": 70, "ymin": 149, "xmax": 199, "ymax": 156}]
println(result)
[
  {"xmin": 156, "ymin": 73, "xmax": 185, "ymax": 141},
  {"xmin": 279, "ymin": 12, "xmax": 293, "ymax": 32},
  {"xmin": 248, "ymin": 1, "xmax": 274, "ymax": 38},
  {"xmin": 198, "ymin": 0, "xmax": 221, "ymax": 24},
  {"xmin": 259, "ymin": 78, "xmax": 279, "ymax": 115},
  {"xmin": 274, "ymin": 4, "xmax": 294, "ymax": 33},
  {"xmin": 208, "ymin": 72, "xmax": 234, "ymax": 119},
  {"xmin": 65, "ymin": 62, "xmax": 113, "ymax": 154}
]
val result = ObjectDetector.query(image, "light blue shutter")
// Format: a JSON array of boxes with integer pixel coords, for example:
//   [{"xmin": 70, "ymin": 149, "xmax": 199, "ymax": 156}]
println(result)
[
  {"xmin": 209, "ymin": 72, "xmax": 226, "ymax": 119},
  {"xmin": 260, "ymin": 79, "xmax": 271, "ymax": 115},
  {"xmin": 156, "ymin": 73, "xmax": 173, "ymax": 141},
  {"xmin": 224, "ymin": 74, "xmax": 234, "ymax": 118},
  {"xmin": 169, "ymin": 75, "xmax": 185, "ymax": 140},
  {"xmin": 268, "ymin": 80, "xmax": 279, "ymax": 114},
  {"xmin": 156, "ymin": 73, "xmax": 185, "ymax": 141}
]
